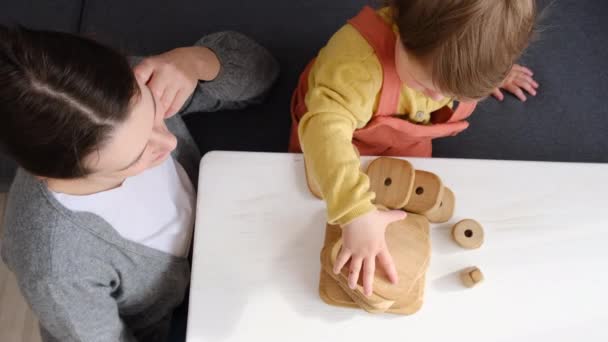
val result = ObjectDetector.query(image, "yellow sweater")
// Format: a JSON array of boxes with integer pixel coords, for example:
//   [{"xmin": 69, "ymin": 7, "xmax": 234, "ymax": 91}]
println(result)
[{"xmin": 298, "ymin": 8, "xmax": 452, "ymax": 225}]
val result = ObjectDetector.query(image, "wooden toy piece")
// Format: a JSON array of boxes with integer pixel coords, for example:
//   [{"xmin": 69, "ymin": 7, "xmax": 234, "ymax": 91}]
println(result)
[
  {"xmin": 366, "ymin": 157, "xmax": 415, "ymax": 209},
  {"xmin": 423, "ymin": 187, "xmax": 455, "ymax": 223},
  {"xmin": 460, "ymin": 266, "xmax": 484, "ymax": 288},
  {"xmin": 304, "ymin": 146, "xmax": 361, "ymax": 199},
  {"xmin": 403, "ymin": 170, "xmax": 444, "ymax": 214},
  {"xmin": 318, "ymin": 269, "xmax": 426, "ymax": 315},
  {"xmin": 319, "ymin": 270, "xmax": 359, "ymax": 309},
  {"xmin": 330, "ymin": 211, "xmax": 431, "ymax": 302},
  {"xmin": 388, "ymin": 275, "xmax": 425, "ymax": 315},
  {"xmin": 334, "ymin": 275, "xmax": 394, "ymax": 313},
  {"xmin": 452, "ymin": 219, "xmax": 484, "ymax": 249},
  {"xmin": 320, "ymin": 226, "xmax": 394, "ymax": 313},
  {"xmin": 319, "ymin": 218, "xmax": 428, "ymax": 315}
]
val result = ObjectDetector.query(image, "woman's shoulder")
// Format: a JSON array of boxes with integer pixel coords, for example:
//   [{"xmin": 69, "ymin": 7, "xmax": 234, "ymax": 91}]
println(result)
[{"xmin": 1, "ymin": 169, "xmax": 92, "ymax": 277}]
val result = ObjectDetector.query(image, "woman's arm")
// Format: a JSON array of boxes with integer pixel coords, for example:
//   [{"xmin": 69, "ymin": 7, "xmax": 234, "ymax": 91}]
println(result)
[
  {"xmin": 132, "ymin": 31, "xmax": 280, "ymax": 117},
  {"xmin": 23, "ymin": 275, "xmax": 138, "ymax": 342}
]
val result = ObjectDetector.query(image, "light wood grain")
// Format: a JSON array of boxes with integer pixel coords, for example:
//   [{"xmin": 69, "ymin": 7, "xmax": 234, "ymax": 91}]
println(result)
[
  {"xmin": 461, "ymin": 267, "xmax": 484, "ymax": 288},
  {"xmin": 0, "ymin": 192, "xmax": 42, "ymax": 342},
  {"xmin": 320, "ymin": 224, "xmax": 395, "ymax": 313},
  {"xmin": 367, "ymin": 157, "xmax": 415, "ymax": 209},
  {"xmin": 331, "ymin": 213, "xmax": 430, "ymax": 301},
  {"xmin": 452, "ymin": 219, "xmax": 484, "ymax": 249},
  {"xmin": 424, "ymin": 187, "xmax": 456, "ymax": 223},
  {"xmin": 404, "ymin": 170, "xmax": 444, "ymax": 213},
  {"xmin": 319, "ymin": 217, "xmax": 428, "ymax": 315}
]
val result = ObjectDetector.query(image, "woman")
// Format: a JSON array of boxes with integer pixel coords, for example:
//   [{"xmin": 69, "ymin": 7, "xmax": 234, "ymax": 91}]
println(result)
[{"xmin": 0, "ymin": 26, "xmax": 279, "ymax": 342}]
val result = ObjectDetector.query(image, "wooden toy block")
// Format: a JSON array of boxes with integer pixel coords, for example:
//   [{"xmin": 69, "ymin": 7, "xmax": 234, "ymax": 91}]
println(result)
[
  {"xmin": 320, "ymin": 229, "xmax": 395, "ymax": 312},
  {"xmin": 452, "ymin": 219, "xmax": 484, "ymax": 249},
  {"xmin": 333, "ymin": 275, "xmax": 394, "ymax": 313},
  {"xmin": 366, "ymin": 157, "xmax": 415, "ymax": 209},
  {"xmin": 423, "ymin": 187, "xmax": 455, "ymax": 223},
  {"xmin": 319, "ymin": 269, "xmax": 426, "ymax": 315},
  {"xmin": 319, "ymin": 215, "xmax": 429, "ymax": 314},
  {"xmin": 319, "ymin": 210, "xmax": 430, "ymax": 314},
  {"xmin": 330, "ymin": 212, "xmax": 430, "ymax": 301},
  {"xmin": 460, "ymin": 266, "xmax": 484, "ymax": 288},
  {"xmin": 403, "ymin": 170, "xmax": 444, "ymax": 214}
]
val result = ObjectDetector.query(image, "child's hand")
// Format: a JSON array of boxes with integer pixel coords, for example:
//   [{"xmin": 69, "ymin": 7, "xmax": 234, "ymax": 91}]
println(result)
[
  {"xmin": 334, "ymin": 209, "xmax": 407, "ymax": 296},
  {"xmin": 492, "ymin": 64, "xmax": 539, "ymax": 102},
  {"xmin": 134, "ymin": 47, "xmax": 220, "ymax": 118}
]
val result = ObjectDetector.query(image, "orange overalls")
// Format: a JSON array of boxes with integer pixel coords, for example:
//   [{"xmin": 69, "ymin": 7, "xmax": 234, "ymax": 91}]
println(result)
[{"xmin": 289, "ymin": 6, "xmax": 477, "ymax": 157}]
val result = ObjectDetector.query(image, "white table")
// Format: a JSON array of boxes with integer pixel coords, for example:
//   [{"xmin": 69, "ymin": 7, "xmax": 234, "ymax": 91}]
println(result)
[{"xmin": 186, "ymin": 151, "xmax": 608, "ymax": 342}]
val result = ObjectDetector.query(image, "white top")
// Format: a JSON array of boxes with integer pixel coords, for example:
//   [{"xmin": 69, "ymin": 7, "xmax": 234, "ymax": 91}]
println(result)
[
  {"xmin": 187, "ymin": 151, "xmax": 608, "ymax": 342},
  {"xmin": 54, "ymin": 157, "xmax": 196, "ymax": 257}
]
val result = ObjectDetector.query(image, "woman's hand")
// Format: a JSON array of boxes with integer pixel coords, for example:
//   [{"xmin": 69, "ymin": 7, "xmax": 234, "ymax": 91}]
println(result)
[
  {"xmin": 134, "ymin": 47, "xmax": 220, "ymax": 117},
  {"xmin": 492, "ymin": 64, "xmax": 539, "ymax": 102}
]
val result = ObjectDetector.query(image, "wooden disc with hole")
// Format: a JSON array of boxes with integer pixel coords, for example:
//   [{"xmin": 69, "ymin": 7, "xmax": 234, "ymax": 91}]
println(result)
[
  {"xmin": 329, "ymin": 213, "xmax": 431, "ymax": 301},
  {"xmin": 452, "ymin": 219, "xmax": 484, "ymax": 249},
  {"xmin": 460, "ymin": 266, "xmax": 484, "ymax": 288},
  {"xmin": 367, "ymin": 157, "xmax": 415, "ymax": 209},
  {"xmin": 403, "ymin": 170, "xmax": 444, "ymax": 214},
  {"xmin": 424, "ymin": 187, "xmax": 455, "ymax": 223}
]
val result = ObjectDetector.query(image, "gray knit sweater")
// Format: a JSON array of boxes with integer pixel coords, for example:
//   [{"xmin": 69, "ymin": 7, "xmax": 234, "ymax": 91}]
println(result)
[{"xmin": 1, "ymin": 31, "xmax": 279, "ymax": 342}]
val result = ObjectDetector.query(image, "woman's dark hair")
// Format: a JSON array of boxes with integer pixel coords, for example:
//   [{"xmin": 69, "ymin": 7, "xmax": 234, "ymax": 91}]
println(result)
[{"xmin": 0, "ymin": 25, "xmax": 140, "ymax": 179}]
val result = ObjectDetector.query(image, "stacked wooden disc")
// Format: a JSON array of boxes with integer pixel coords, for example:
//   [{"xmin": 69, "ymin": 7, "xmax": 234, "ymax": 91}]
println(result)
[{"xmin": 310, "ymin": 157, "xmax": 457, "ymax": 314}]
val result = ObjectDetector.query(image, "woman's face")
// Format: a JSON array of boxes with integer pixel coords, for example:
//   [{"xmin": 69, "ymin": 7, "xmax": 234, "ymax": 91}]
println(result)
[
  {"xmin": 83, "ymin": 78, "xmax": 178, "ymax": 180},
  {"xmin": 394, "ymin": 37, "xmax": 446, "ymax": 102}
]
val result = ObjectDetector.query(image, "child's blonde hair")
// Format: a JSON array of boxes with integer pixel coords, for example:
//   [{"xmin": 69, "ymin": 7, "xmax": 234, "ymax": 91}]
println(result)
[{"xmin": 388, "ymin": 0, "xmax": 537, "ymax": 100}]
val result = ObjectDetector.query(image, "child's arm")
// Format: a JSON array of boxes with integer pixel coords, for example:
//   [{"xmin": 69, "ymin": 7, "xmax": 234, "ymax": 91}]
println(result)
[
  {"xmin": 299, "ymin": 26, "xmax": 406, "ymax": 295},
  {"xmin": 299, "ymin": 56, "xmax": 380, "ymax": 226},
  {"xmin": 132, "ymin": 31, "xmax": 280, "ymax": 117}
]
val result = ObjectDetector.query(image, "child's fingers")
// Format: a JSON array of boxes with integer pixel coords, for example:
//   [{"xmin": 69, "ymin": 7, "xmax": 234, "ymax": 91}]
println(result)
[
  {"xmin": 506, "ymin": 84, "xmax": 527, "ymax": 102},
  {"xmin": 348, "ymin": 256, "xmax": 363, "ymax": 289},
  {"xmin": 492, "ymin": 88, "xmax": 504, "ymax": 101},
  {"xmin": 518, "ymin": 74, "xmax": 539, "ymax": 89},
  {"xmin": 362, "ymin": 256, "xmax": 376, "ymax": 296},
  {"xmin": 515, "ymin": 65, "xmax": 534, "ymax": 76},
  {"xmin": 333, "ymin": 248, "xmax": 352, "ymax": 274},
  {"xmin": 377, "ymin": 247, "xmax": 398, "ymax": 284},
  {"xmin": 517, "ymin": 79, "xmax": 537, "ymax": 96},
  {"xmin": 379, "ymin": 210, "xmax": 407, "ymax": 226}
]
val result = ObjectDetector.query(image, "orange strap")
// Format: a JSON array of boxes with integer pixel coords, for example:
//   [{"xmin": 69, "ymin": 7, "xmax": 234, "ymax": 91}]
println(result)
[{"xmin": 347, "ymin": 6, "xmax": 401, "ymax": 116}]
